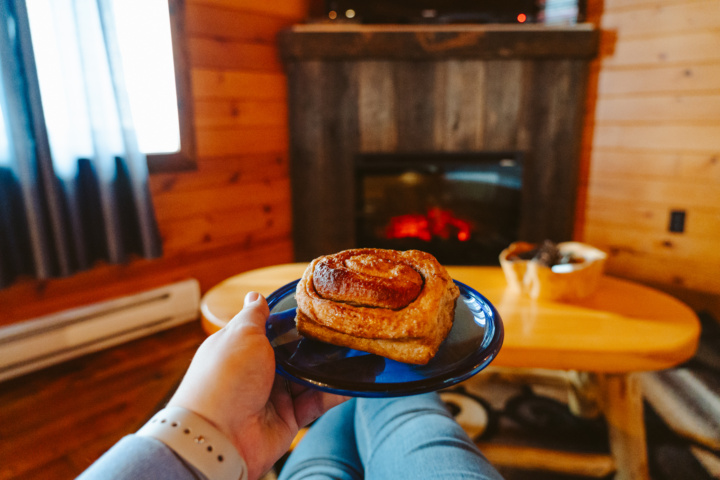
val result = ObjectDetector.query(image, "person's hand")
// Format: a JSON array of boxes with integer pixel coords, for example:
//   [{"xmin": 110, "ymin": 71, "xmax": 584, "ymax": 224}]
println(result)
[{"xmin": 168, "ymin": 292, "xmax": 348, "ymax": 480}]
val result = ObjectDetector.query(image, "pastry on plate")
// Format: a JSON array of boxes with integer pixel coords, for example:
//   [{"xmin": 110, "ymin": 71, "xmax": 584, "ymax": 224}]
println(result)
[{"xmin": 295, "ymin": 248, "xmax": 460, "ymax": 365}]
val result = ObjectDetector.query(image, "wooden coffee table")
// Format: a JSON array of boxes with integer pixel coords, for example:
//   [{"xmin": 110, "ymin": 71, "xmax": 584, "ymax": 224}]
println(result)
[{"xmin": 201, "ymin": 264, "xmax": 700, "ymax": 480}]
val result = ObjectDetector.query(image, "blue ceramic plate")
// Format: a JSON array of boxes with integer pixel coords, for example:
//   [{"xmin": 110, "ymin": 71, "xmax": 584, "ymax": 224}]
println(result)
[{"xmin": 265, "ymin": 280, "xmax": 504, "ymax": 397}]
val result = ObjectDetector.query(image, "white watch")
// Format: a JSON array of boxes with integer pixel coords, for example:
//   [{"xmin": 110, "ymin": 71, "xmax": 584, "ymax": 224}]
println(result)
[{"xmin": 137, "ymin": 406, "xmax": 248, "ymax": 480}]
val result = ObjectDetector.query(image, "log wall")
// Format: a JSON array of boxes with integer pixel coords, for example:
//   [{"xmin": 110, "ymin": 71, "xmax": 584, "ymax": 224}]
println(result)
[
  {"xmin": 579, "ymin": 0, "xmax": 720, "ymax": 302},
  {"xmin": 3, "ymin": 0, "xmax": 718, "ymax": 324}
]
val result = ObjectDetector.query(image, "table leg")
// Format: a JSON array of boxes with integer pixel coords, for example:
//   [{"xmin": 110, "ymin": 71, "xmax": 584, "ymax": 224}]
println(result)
[
  {"xmin": 567, "ymin": 371, "xmax": 601, "ymax": 418},
  {"xmin": 599, "ymin": 373, "xmax": 649, "ymax": 480}
]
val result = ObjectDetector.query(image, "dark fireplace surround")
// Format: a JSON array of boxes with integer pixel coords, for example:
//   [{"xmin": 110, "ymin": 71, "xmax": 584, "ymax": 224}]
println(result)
[{"xmin": 280, "ymin": 24, "xmax": 599, "ymax": 263}]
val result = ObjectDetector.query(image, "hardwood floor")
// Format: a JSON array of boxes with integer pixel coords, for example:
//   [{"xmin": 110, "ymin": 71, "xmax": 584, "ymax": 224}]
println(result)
[{"xmin": 0, "ymin": 322, "xmax": 207, "ymax": 480}]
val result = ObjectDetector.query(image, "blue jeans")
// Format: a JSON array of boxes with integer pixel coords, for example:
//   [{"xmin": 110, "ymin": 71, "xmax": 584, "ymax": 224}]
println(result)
[{"xmin": 279, "ymin": 392, "xmax": 504, "ymax": 480}]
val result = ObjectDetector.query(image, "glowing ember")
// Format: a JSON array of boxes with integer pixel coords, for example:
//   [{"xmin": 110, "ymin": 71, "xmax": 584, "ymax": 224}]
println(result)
[{"xmin": 385, "ymin": 207, "xmax": 472, "ymax": 242}]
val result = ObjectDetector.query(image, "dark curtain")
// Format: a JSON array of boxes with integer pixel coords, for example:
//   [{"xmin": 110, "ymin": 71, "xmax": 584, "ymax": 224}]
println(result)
[{"xmin": 0, "ymin": 0, "xmax": 161, "ymax": 289}]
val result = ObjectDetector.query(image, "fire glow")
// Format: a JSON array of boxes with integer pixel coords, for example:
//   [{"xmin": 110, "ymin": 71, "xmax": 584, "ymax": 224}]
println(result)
[{"xmin": 385, "ymin": 207, "xmax": 472, "ymax": 242}]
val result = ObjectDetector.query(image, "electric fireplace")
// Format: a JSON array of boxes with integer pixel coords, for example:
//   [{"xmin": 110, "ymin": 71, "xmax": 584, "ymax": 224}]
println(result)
[
  {"xmin": 282, "ymin": 25, "xmax": 597, "ymax": 263},
  {"xmin": 355, "ymin": 152, "xmax": 523, "ymax": 265}
]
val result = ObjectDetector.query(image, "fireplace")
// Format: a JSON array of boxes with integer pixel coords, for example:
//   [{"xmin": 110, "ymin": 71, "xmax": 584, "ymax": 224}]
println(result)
[
  {"xmin": 355, "ymin": 152, "xmax": 523, "ymax": 265},
  {"xmin": 280, "ymin": 24, "xmax": 598, "ymax": 263}
]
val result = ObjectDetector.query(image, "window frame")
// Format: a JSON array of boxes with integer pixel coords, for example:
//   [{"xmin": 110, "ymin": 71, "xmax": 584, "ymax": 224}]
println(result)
[{"xmin": 145, "ymin": 0, "xmax": 197, "ymax": 173}]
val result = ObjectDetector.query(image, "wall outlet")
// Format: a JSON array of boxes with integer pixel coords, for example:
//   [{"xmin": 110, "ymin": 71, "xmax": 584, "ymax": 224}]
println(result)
[{"xmin": 669, "ymin": 210, "xmax": 686, "ymax": 233}]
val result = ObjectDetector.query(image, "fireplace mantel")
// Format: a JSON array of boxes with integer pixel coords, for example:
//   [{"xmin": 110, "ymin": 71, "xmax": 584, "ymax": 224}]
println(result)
[
  {"xmin": 279, "ymin": 23, "xmax": 599, "ymax": 61},
  {"xmin": 281, "ymin": 24, "xmax": 599, "ymax": 262}
]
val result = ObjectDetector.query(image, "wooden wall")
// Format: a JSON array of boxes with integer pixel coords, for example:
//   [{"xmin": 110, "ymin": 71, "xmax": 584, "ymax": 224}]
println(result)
[
  {"xmin": 2, "ymin": 0, "xmax": 718, "ymax": 324},
  {"xmin": 578, "ymin": 0, "xmax": 720, "ymax": 303},
  {"xmin": 0, "ymin": 0, "xmax": 308, "ymax": 324}
]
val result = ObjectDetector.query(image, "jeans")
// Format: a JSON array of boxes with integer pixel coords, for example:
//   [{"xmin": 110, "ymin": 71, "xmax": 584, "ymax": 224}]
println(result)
[{"xmin": 279, "ymin": 392, "xmax": 504, "ymax": 480}]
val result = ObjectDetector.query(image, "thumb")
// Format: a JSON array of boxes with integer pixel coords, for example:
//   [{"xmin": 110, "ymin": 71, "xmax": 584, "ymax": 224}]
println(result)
[{"xmin": 226, "ymin": 291, "xmax": 270, "ymax": 333}]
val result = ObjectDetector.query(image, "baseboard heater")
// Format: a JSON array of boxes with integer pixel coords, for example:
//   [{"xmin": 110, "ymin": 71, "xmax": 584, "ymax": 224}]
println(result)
[{"xmin": 0, "ymin": 278, "xmax": 201, "ymax": 383}]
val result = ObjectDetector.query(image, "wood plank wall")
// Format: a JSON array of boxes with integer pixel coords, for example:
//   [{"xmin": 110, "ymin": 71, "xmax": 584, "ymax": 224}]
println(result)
[
  {"xmin": 0, "ymin": 0, "xmax": 308, "ymax": 324},
  {"xmin": 579, "ymin": 0, "xmax": 720, "ymax": 303},
  {"xmin": 2, "ymin": 0, "xmax": 718, "ymax": 324}
]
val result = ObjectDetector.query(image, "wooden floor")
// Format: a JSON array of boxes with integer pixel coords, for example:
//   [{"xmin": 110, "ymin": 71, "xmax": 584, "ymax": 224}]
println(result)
[{"xmin": 0, "ymin": 322, "xmax": 207, "ymax": 480}]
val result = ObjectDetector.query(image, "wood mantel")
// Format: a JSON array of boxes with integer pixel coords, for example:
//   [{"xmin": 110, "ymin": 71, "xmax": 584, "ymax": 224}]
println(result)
[
  {"xmin": 279, "ymin": 23, "xmax": 599, "ymax": 60},
  {"xmin": 280, "ymin": 24, "xmax": 600, "ymax": 262}
]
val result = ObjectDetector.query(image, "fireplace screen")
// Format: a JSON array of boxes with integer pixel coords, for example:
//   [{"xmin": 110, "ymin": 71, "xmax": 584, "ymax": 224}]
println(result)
[{"xmin": 355, "ymin": 152, "xmax": 523, "ymax": 265}]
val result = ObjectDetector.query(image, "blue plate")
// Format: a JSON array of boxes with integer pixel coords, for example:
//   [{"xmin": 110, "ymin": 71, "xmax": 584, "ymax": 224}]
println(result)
[{"xmin": 265, "ymin": 280, "xmax": 504, "ymax": 397}]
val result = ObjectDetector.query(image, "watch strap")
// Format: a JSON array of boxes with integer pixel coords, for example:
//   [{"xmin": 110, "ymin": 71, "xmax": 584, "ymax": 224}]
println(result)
[{"xmin": 137, "ymin": 406, "xmax": 247, "ymax": 480}]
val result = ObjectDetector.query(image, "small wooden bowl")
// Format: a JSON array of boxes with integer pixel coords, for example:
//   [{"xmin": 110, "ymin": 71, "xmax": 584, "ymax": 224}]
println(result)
[{"xmin": 499, "ymin": 241, "xmax": 608, "ymax": 301}]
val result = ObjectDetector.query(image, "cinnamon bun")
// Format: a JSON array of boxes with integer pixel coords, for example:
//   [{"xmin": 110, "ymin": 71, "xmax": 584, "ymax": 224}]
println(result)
[{"xmin": 295, "ymin": 248, "xmax": 460, "ymax": 365}]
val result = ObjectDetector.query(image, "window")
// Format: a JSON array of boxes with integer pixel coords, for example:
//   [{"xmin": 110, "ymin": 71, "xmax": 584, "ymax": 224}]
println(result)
[
  {"xmin": 0, "ymin": 0, "xmax": 169, "ymax": 288},
  {"xmin": 25, "ymin": 0, "xmax": 195, "ymax": 173}
]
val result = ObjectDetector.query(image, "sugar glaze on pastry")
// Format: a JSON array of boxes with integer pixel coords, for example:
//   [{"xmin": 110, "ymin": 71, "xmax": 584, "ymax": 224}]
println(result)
[{"xmin": 295, "ymin": 248, "xmax": 460, "ymax": 365}]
